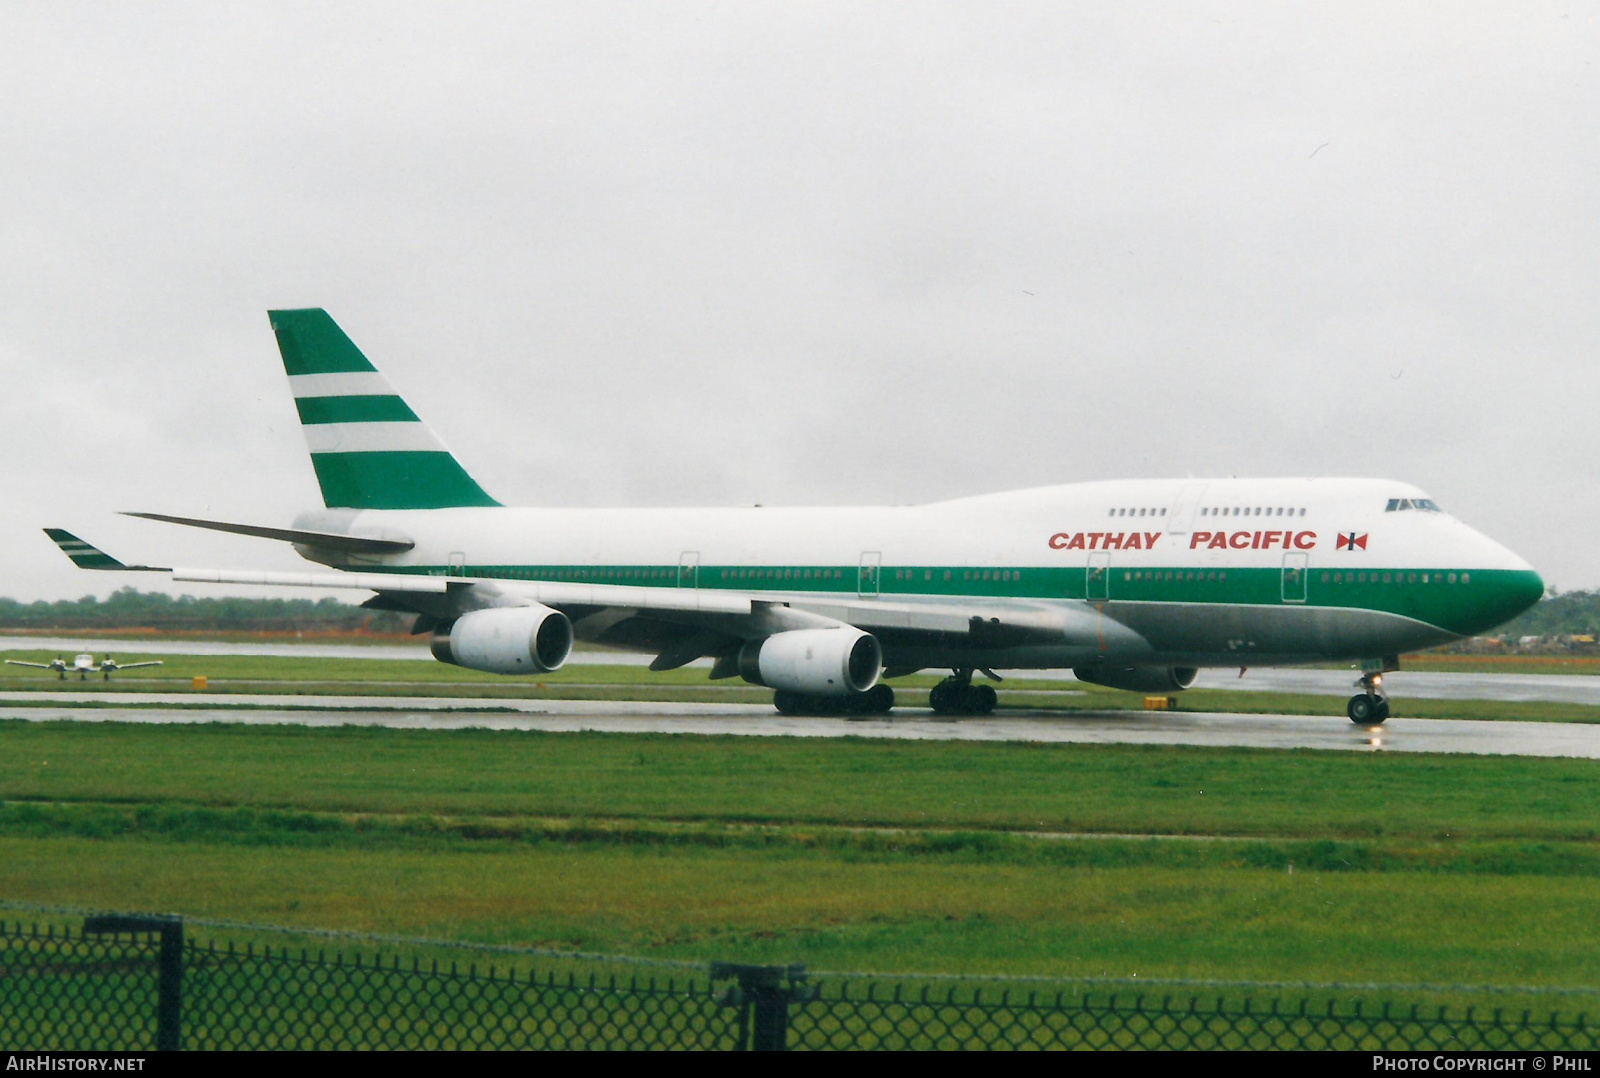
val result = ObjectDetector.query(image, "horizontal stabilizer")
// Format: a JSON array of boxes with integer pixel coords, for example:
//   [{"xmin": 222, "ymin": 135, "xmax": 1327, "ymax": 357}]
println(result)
[
  {"xmin": 44, "ymin": 529, "xmax": 167, "ymax": 572},
  {"xmin": 124, "ymin": 512, "xmax": 414, "ymax": 554}
]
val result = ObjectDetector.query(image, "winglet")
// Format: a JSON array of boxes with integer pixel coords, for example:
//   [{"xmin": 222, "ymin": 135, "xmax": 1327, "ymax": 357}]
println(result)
[{"xmin": 45, "ymin": 529, "xmax": 167, "ymax": 572}]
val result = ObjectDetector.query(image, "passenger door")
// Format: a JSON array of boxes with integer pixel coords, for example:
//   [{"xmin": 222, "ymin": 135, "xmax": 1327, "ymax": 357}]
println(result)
[
  {"xmin": 677, "ymin": 551, "xmax": 699, "ymax": 589},
  {"xmin": 858, "ymin": 551, "xmax": 881, "ymax": 598},
  {"xmin": 1166, "ymin": 482, "xmax": 1209, "ymax": 539},
  {"xmin": 1282, "ymin": 552, "xmax": 1308, "ymax": 603},
  {"xmin": 1086, "ymin": 552, "xmax": 1110, "ymax": 602}
]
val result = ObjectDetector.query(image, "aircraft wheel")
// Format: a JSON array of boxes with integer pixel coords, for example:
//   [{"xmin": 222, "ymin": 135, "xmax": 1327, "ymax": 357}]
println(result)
[
  {"xmin": 970, "ymin": 684, "xmax": 998, "ymax": 714},
  {"xmin": 773, "ymin": 690, "xmax": 803, "ymax": 715},
  {"xmin": 928, "ymin": 681, "xmax": 958, "ymax": 714},
  {"xmin": 1347, "ymin": 694, "xmax": 1385, "ymax": 724},
  {"xmin": 845, "ymin": 684, "xmax": 895, "ymax": 718}
]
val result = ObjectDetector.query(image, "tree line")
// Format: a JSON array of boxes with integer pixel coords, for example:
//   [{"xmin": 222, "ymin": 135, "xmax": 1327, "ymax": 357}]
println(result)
[
  {"xmin": 1496, "ymin": 588, "xmax": 1600, "ymax": 638},
  {"xmin": 0, "ymin": 588, "xmax": 413, "ymax": 633}
]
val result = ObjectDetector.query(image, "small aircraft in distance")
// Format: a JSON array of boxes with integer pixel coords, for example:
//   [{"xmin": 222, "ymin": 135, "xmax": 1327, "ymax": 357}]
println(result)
[{"xmin": 4, "ymin": 654, "xmax": 163, "ymax": 681}]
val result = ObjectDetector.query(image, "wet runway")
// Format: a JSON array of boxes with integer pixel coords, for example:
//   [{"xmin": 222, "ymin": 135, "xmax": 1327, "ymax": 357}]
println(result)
[{"xmin": 4, "ymin": 696, "xmax": 1597, "ymax": 759}]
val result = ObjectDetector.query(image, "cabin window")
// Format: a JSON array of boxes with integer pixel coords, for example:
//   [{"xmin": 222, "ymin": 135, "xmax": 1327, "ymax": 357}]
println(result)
[{"xmin": 1461, "ymin": 573, "xmax": 1471, "ymax": 584}]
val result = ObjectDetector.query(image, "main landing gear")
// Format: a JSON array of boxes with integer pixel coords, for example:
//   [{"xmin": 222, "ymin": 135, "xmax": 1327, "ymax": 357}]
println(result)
[
  {"xmin": 1347, "ymin": 670, "xmax": 1391, "ymax": 725},
  {"xmin": 773, "ymin": 684, "xmax": 895, "ymax": 717},
  {"xmin": 928, "ymin": 670, "xmax": 999, "ymax": 716}
]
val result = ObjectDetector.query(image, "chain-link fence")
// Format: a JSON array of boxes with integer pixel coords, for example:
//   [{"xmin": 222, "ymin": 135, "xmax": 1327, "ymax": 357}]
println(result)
[
  {"xmin": 788, "ymin": 982, "xmax": 1600, "ymax": 1050},
  {"xmin": 3, "ymin": 916, "xmax": 1597, "ymax": 1051}
]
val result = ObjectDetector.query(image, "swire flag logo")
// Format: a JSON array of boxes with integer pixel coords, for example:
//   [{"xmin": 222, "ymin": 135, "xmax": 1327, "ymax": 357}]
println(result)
[{"xmin": 1337, "ymin": 532, "xmax": 1369, "ymax": 551}]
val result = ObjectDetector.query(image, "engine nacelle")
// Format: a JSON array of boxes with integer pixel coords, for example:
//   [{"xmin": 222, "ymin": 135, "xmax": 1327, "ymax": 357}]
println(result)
[
  {"xmin": 431, "ymin": 605, "xmax": 573, "ymax": 675},
  {"xmin": 1073, "ymin": 664, "xmax": 1200, "ymax": 693},
  {"xmin": 738, "ymin": 628, "xmax": 882, "ymax": 696}
]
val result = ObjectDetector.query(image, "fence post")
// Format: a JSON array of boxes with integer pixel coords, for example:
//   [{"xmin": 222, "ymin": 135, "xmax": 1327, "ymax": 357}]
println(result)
[
  {"xmin": 84, "ymin": 914, "xmax": 183, "ymax": 1051},
  {"xmin": 710, "ymin": 963, "xmax": 809, "ymax": 1051}
]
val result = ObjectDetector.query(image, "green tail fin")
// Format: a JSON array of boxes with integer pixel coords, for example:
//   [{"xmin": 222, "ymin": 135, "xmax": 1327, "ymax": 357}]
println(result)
[
  {"xmin": 267, "ymin": 309, "xmax": 500, "ymax": 510},
  {"xmin": 45, "ymin": 529, "xmax": 128, "ymax": 570}
]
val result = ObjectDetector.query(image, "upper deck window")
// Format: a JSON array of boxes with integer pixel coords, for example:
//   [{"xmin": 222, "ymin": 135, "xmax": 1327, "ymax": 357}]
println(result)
[{"xmin": 1386, "ymin": 498, "xmax": 1442, "ymax": 512}]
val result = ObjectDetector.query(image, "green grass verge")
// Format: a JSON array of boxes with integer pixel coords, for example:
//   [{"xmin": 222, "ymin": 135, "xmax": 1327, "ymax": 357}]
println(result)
[
  {"xmin": 4, "ymin": 722, "xmax": 1599, "ymax": 840},
  {"xmin": 5, "ymin": 824, "xmax": 1600, "ymax": 1000}
]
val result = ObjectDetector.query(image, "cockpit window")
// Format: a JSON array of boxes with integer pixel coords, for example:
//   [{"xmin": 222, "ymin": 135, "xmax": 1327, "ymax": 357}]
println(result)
[{"xmin": 1385, "ymin": 498, "xmax": 1442, "ymax": 513}]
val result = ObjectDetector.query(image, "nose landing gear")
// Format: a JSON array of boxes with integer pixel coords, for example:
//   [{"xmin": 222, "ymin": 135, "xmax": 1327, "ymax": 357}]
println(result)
[{"xmin": 1347, "ymin": 670, "xmax": 1391, "ymax": 724}]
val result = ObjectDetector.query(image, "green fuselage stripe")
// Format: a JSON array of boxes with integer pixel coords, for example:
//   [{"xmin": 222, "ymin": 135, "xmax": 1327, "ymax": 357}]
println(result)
[
  {"xmin": 371, "ymin": 563, "xmax": 1542, "ymax": 638},
  {"xmin": 295, "ymin": 395, "xmax": 419, "ymax": 424}
]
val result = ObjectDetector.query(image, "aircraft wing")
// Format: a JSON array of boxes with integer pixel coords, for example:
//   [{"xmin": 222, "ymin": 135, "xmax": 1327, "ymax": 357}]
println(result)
[
  {"xmin": 109, "ymin": 661, "xmax": 163, "ymax": 671},
  {"xmin": 3, "ymin": 660, "xmax": 57, "ymax": 669},
  {"xmin": 51, "ymin": 530, "xmax": 1124, "ymax": 658},
  {"xmin": 168, "ymin": 567, "xmax": 756, "ymax": 615},
  {"xmin": 166, "ymin": 567, "xmax": 1089, "ymax": 642}
]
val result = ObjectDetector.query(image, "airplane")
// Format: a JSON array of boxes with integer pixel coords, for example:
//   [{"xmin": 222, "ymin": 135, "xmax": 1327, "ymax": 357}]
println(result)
[
  {"xmin": 4, "ymin": 652, "xmax": 162, "ymax": 680},
  {"xmin": 46, "ymin": 308, "xmax": 1543, "ymax": 724}
]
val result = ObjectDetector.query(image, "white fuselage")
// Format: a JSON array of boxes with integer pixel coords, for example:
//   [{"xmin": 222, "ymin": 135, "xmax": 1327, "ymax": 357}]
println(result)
[{"xmin": 289, "ymin": 477, "xmax": 1539, "ymax": 672}]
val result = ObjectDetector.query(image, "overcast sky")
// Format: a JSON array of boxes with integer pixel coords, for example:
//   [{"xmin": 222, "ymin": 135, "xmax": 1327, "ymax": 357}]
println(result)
[{"xmin": 1, "ymin": 2, "xmax": 1595, "ymax": 602}]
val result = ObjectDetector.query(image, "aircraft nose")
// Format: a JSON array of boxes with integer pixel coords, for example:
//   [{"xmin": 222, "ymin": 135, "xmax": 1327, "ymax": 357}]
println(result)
[
  {"xmin": 1506, "ymin": 567, "xmax": 1545, "ymax": 620},
  {"xmin": 1477, "ymin": 548, "xmax": 1543, "ymax": 632},
  {"xmin": 1450, "ymin": 527, "xmax": 1543, "ymax": 635}
]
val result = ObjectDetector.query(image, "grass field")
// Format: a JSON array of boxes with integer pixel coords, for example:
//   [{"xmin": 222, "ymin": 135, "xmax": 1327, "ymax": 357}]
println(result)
[{"xmin": 3, "ymin": 718, "xmax": 1600, "ymax": 1011}]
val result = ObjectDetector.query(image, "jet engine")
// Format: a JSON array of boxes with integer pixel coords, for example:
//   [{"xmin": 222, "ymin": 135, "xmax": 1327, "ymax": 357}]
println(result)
[
  {"xmin": 1073, "ymin": 665, "xmax": 1200, "ymax": 693},
  {"xmin": 431, "ymin": 605, "xmax": 573, "ymax": 675},
  {"xmin": 737, "ymin": 628, "xmax": 882, "ymax": 696}
]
